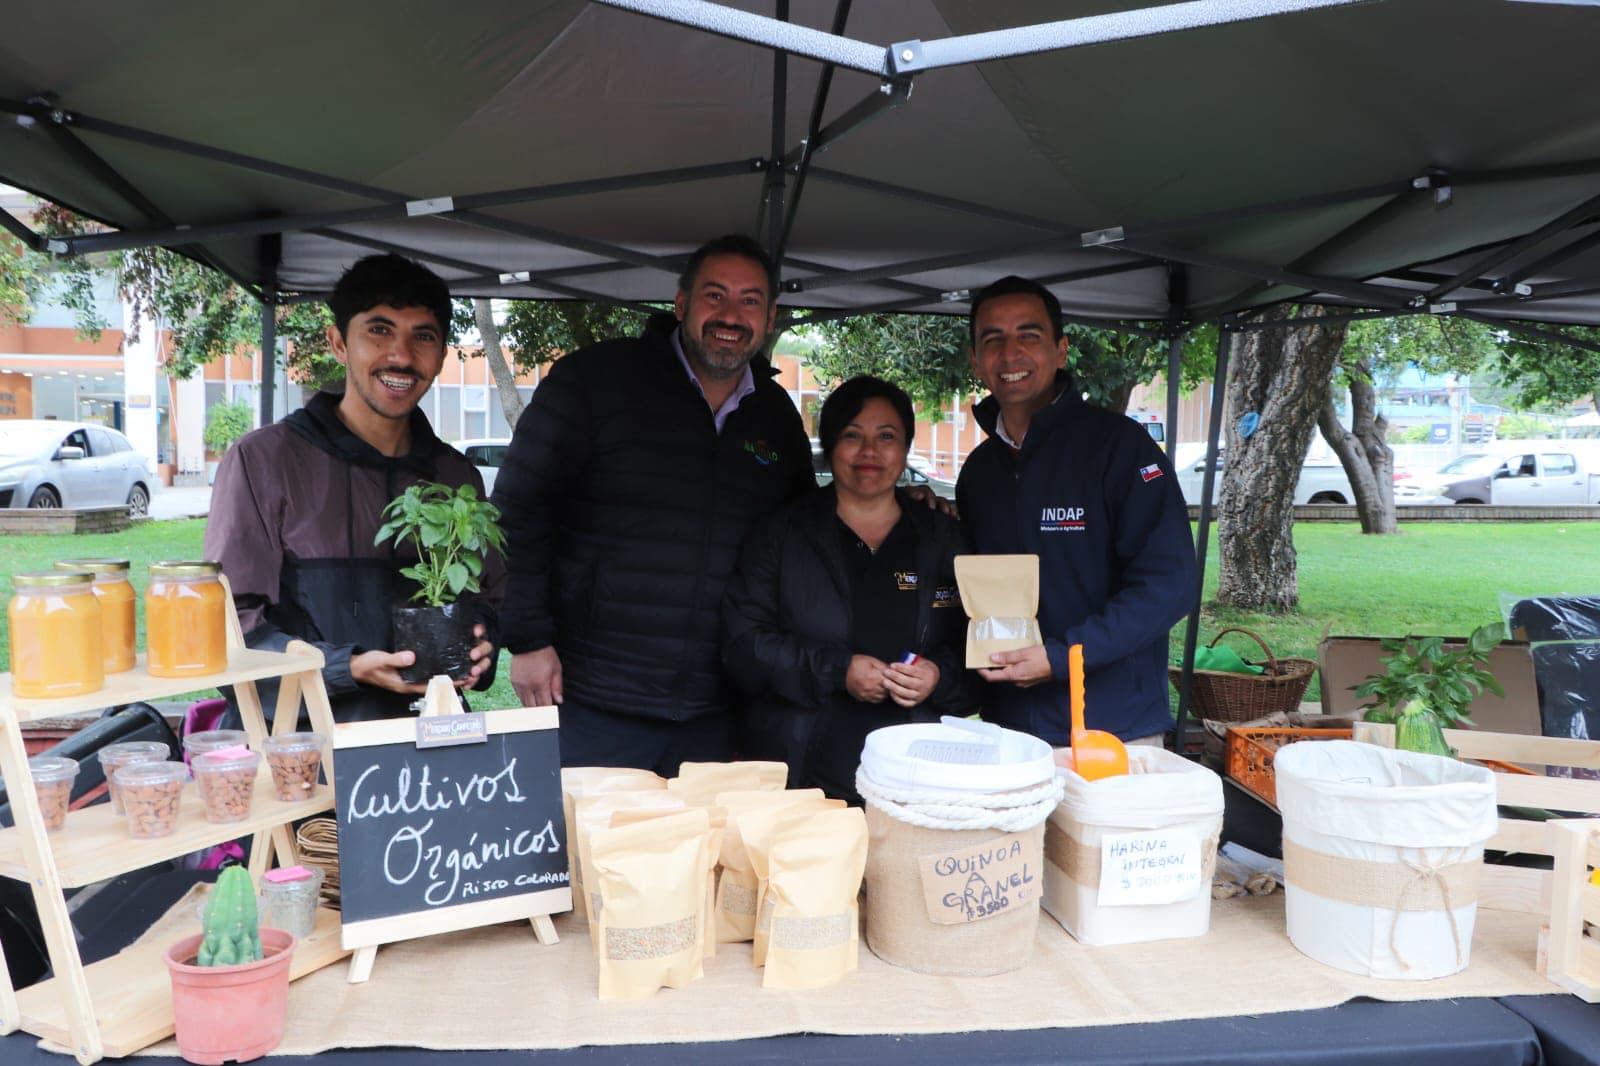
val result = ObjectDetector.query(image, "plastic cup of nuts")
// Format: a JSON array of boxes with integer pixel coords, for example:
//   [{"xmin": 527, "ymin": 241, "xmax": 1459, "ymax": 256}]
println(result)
[
  {"xmin": 98, "ymin": 741, "xmax": 170, "ymax": 816},
  {"xmin": 27, "ymin": 756, "xmax": 79, "ymax": 832},
  {"xmin": 260, "ymin": 732, "xmax": 326, "ymax": 802},
  {"xmin": 114, "ymin": 760, "xmax": 186, "ymax": 838},
  {"xmin": 182, "ymin": 729, "xmax": 248, "ymax": 762},
  {"xmin": 191, "ymin": 747, "xmax": 261, "ymax": 824}
]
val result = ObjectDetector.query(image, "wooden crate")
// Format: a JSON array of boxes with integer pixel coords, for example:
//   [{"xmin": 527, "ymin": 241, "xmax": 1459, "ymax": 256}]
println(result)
[
  {"xmin": 1353, "ymin": 722, "xmax": 1600, "ymax": 915},
  {"xmin": 1544, "ymin": 819, "xmax": 1600, "ymax": 1001}
]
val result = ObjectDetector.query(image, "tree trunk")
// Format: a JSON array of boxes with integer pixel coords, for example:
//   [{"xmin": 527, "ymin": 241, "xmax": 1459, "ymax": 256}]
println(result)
[
  {"xmin": 474, "ymin": 298, "xmax": 525, "ymax": 430},
  {"xmin": 1104, "ymin": 380, "xmax": 1135, "ymax": 415},
  {"xmin": 1319, "ymin": 356, "xmax": 1397, "ymax": 534},
  {"xmin": 1216, "ymin": 306, "xmax": 1350, "ymax": 611}
]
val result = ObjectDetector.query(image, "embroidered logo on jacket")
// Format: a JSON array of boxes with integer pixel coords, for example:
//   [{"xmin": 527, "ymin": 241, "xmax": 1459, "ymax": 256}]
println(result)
[
  {"xmin": 1040, "ymin": 507, "xmax": 1086, "ymax": 533},
  {"xmin": 1139, "ymin": 463, "xmax": 1163, "ymax": 483},
  {"xmin": 932, "ymin": 585, "xmax": 958, "ymax": 608},
  {"xmin": 743, "ymin": 439, "xmax": 780, "ymax": 466},
  {"xmin": 894, "ymin": 570, "xmax": 920, "ymax": 591}
]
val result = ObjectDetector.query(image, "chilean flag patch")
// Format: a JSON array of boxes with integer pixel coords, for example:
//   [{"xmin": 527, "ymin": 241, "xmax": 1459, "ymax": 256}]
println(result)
[{"xmin": 1139, "ymin": 463, "xmax": 1163, "ymax": 482}]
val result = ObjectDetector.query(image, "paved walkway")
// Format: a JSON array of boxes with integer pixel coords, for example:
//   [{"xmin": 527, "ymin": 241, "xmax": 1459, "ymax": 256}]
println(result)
[{"xmin": 148, "ymin": 485, "xmax": 212, "ymax": 521}]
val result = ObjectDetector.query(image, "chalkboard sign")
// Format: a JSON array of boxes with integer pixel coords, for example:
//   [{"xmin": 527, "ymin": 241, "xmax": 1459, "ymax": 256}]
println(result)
[{"xmin": 332, "ymin": 702, "xmax": 571, "ymax": 955}]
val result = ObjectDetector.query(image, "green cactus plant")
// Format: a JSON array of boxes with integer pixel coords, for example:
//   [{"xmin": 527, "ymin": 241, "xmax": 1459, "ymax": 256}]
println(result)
[{"xmin": 197, "ymin": 866, "xmax": 264, "ymax": 967}]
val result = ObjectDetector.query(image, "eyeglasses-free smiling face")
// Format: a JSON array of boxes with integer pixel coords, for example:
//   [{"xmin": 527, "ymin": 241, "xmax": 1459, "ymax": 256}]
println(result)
[
  {"xmin": 674, "ymin": 252, "xmax": 776, "ymax": 377},
  {"xmin": 329, "ymin": 304, "xmax": 447, "ymax": 424},
  {"xmin": 968, "ymin": 291, "xmax": 1069, "ymax": 413},
  {"xmin": 829, "ymin": 396, "xmax": 909, "ymax": 500}
]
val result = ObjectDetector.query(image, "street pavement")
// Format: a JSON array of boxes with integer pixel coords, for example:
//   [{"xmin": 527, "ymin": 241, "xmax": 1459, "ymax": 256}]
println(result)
[{"xmin": 147, "ymin": 485, "xmax": 212, "ymax": 522}]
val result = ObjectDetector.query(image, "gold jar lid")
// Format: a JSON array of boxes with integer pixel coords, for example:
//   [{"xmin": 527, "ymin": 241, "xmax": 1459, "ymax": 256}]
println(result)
[
  {"xmin": 148, "ymin": 560, "xmax": 223, "ymax": 578},
  {"xmin": 56, "ymin": 558, "xmax": 131, "ymax": 574},
  {"xmin": 14, "ymin": 569, "xmax": 94, "ymax": 588}
]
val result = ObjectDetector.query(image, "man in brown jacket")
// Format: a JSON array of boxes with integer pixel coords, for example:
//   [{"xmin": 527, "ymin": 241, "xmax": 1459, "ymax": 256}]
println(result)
[{"xmin": 204, "ymin": 254, "xmax": 504, "ymax": 723}]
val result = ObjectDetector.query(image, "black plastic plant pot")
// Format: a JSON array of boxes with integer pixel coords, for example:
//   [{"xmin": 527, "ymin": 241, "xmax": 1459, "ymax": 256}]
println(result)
[{"xmin": 392, "ymin": 602, "xmax": 477, "ymax": 685}]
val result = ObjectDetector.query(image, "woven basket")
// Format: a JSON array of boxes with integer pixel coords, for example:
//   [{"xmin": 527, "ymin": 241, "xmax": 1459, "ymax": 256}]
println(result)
[
  {"xmin": 1170, "ymin": 628, "xmax": 1318, "ymax": 724},
  {"xmin": 295, "ymin": 816, "xmax": 341, "ymax": 905}
]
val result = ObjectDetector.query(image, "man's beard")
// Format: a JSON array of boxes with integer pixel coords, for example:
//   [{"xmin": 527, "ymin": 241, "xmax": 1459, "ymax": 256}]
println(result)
[{"xmin": 682, "ymin": 322, "xmax": 762, "ymax": 378}]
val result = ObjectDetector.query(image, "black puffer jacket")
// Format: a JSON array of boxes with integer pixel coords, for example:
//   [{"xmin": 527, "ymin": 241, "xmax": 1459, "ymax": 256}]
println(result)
[
  {"xmin": 722, "ymin": 486, "xmax": 975, "ymax": 802},
  {"xmin": 494, "ymin": 314, "xmax": 813, "ymax": 723}
]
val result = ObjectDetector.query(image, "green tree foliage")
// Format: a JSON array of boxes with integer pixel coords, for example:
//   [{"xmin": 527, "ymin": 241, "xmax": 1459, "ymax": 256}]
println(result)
[
  {"xmin": 202, "ymin": 399, "xmax": 255, "ymax": 454},
  {"xmin": 807, "ymin": 312, "xmax": 1216, "ymax": 415},
  {"xmin": 1341, "ymin": 314, "xmax": 1500, "ymax": 383},
  {"xmin": 1496, "ymin": 324, "xmax": 1600, "ymax": 410},
  {"xmin": 496, "ymin": 300, "xmax": 650, "ymax": 371}
]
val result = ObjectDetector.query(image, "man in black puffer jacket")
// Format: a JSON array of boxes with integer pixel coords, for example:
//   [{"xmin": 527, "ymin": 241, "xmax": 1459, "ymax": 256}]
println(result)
[{"xmin": 493, "ymin": 235, "xmax": 814, "ymax": 772}]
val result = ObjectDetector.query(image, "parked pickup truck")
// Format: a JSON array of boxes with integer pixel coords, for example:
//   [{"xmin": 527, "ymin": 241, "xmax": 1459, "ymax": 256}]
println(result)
[
  {"xmin": 1176, "ymin": 449, "xmax": 1355, "ymax": 506},
  {"xmin": 1395, "ymin": 449, "xmax": 1600, "ymax": 506}
]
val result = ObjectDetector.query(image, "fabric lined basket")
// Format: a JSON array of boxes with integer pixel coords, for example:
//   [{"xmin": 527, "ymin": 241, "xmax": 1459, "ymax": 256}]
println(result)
[{"xmin": 1171, "ymin": 627, "xmax": 1318, "ymax": 724}]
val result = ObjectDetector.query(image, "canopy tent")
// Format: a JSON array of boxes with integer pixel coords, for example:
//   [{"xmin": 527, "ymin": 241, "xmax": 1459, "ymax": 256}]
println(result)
[
  {"xmin": 5, "ymin": 0, "xmax": 1600, "ymax": 741},
  {"xmin": 4, "ymin": 0, "xmax": 1600, "ymax": 336}
]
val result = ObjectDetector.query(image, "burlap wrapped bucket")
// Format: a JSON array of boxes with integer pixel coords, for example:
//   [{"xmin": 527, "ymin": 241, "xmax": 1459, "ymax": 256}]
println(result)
[{"xmin": 856, "ymin": 719, "xmax": 1062, "ymax": 977}]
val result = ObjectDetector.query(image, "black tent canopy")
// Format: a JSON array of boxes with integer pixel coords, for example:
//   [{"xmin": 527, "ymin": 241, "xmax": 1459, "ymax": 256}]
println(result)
[{"xmin": 4, "ymin": 0, "xmax": 1600, "ymax": 335}]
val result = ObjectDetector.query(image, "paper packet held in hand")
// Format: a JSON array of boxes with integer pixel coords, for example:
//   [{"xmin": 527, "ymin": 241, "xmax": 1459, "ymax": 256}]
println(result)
[{"xmin": 955, "ymin": 554, "xmax": 1042, "ymax": 669}]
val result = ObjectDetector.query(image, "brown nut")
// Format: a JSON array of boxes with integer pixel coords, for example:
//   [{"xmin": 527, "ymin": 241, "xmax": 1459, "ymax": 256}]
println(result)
[
  {"xmin": 34, "ymin": 778, "xmax": 71, "ymax": 832},
  {"xmin": 193, "ymin": 756, "xmax": 259, "ymax": 824},
  {"xmin": 117, "ymin": 766, "xmax": 186, "ymax": 839},
  {"xmin": 265, "ymin": 748, "xmax": 323, "ymax": 802}
]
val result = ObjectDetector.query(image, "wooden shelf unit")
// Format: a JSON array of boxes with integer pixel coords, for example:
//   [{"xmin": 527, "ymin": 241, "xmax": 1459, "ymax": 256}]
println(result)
[{"xmin": 0, "ymin": 580, "xmax": 344, "ymax": 1064}]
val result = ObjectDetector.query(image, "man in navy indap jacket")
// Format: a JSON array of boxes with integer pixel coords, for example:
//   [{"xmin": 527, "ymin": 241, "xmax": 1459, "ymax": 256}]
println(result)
[{"xmin": 955, "ymin": 276, "xmax": 1195, "ymax": 746}]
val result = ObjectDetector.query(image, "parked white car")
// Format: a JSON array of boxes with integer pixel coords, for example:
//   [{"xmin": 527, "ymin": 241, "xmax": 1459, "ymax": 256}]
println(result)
[
  {"xmin": 1176, "ymin": 449, "xmax": 1355, "ymax": 506},
  {"xmin": 455, "ymin": 438, "xmax": 510, "ymax": 495},
  {"xmin": 0, "ymin": 421, "xmax": 154, "ymax": 514},
  {"xmin": 1395, "ymin": 449, "xmax": 1600, "ymax": 505}
]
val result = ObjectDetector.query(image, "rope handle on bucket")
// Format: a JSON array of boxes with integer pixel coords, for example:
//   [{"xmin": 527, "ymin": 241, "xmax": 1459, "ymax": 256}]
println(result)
[{"xmin": 855, "ymin": 771, "xmax": 1064, "ymax": 832}]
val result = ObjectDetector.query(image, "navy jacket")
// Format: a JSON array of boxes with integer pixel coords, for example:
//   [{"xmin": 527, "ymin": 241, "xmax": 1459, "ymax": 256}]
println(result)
[
  {"xmin": 956, "ymin": 375, "xmax": 1195, "ymax": 743},
  {"xmin": 493, "ymin": 314, "xmax": 814, "ymax": 724}
]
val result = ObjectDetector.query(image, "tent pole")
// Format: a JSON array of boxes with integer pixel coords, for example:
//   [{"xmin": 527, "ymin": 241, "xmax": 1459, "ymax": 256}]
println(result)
[
  {"xmin": 258, "ymin": 235, "xmax": 280, "ymax": 426},
  {"xmin": 763, "ymin": 0, "xmax": 790, "ymax": 265},
  {"xmin": 1173, "ymin": 319, "xmax": 1233, "ymax": 754},
  {"xmin": 1164, "ymin": 335, "xmax": 1183, "ymax": 462}
]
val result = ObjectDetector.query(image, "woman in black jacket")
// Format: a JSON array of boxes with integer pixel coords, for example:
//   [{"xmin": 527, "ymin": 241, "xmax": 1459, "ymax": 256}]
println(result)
[{"xmin": 723, "ymin": 376, "xmax": 973, "ymax": 804}]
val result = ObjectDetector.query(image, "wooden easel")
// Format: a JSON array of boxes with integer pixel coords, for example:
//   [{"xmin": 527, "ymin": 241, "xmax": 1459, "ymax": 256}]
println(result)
[{"xmin": 340, "ymin": 677, "xmax": 563, "ymax": 984}]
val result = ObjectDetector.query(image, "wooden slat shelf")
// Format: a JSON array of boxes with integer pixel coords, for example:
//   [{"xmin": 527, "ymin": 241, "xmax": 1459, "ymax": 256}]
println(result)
[
  {"xmin": 17, "ymin": 907, "xmax": 348, "ymax": 1058},
  {"xmin": 0, "ymin": 581, "xmax": 347, "ymax": 1063},
  {"xmin": 0, "ymin": 647, "xmax": 326, "ymax": 726},
  {"xmin": 0, "ymin": 772, "xmax": 334, "ymax": 887}
]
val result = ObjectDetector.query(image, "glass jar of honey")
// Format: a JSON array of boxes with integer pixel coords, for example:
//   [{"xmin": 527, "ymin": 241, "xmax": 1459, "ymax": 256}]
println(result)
[
  {"xmin": 145, "ymin": 561, "xmax": 228, "ymax": 678},
  {"xmin": 56, "ymin": 558, "xmax": 136, "ymax": 674},
  {"xmin": 8, "ymin": 571, "xmax": 105, "ymax": 698}
]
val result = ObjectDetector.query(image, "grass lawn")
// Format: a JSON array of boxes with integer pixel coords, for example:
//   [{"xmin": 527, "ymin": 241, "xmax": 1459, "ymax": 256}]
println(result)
[
  {"xmin": 1177, "ymin": 521, "xmax": 1600, "ymax": 702},
  {"xmin": 1, "ymin": 519, "xmax": 1595, "ymax": 711}
]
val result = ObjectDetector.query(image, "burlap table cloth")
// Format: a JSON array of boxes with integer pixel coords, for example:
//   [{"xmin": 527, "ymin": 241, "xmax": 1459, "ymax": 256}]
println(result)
[{"xmin": 109, "ymin": 879, "xmax": 1563, "ymax": 1057}]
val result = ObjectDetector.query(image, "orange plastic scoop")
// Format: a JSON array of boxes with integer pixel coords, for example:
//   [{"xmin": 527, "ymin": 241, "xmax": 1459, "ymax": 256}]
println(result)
[{"xmin": 1069, "ymin": 644, "xmax": 1129, "ymax": 781}]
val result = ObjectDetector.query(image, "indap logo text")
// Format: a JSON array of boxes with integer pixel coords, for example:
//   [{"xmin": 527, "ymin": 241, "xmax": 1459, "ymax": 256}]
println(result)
[{"xmin": 1039, "ymin": 507, "xmax": 1086, "ymax": 532}]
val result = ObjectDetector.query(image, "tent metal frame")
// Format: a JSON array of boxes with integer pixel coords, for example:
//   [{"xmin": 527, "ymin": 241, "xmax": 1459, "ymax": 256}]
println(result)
[{"xmin": 7, "ymin": 0, "xmax": 1600, "ymax": 758}]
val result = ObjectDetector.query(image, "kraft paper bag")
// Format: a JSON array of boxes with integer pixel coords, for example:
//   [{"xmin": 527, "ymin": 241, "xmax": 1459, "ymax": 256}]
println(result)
[
  {"xmin": 669, "ymin": 761, "xmax": 788, "ymax": 805},
  {"xmin": 612, "ymin": 806, "xmax": 727, "ymax": 959},
  {"xmin": 561, "ymin": 768, "xmax": 666, "ymax": 918},
  {"xmin": 714, "ymin": 789, "xmax": 828, "ymax": 943},
  {"xmin": 591, "ymin": 808, "xmax": 711, "ymax": 1000},
  {"xmin": 741, "ymin": 800, "xmax": 847, "ymax": 967},
  {"xmin": 763, "ymin": 807, "xmax": 868, "ymax": 991},
  {"xmin": 955, "ymin": 554, "xmax": 1042, "ymax": 669},
  {"xmin": 574, "ymin": 790, "xmax": 686, "ymax": 954}
]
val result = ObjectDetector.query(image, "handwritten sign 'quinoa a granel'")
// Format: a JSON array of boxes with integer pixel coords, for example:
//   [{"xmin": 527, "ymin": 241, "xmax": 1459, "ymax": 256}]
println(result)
[
  {"xmin": 332, "ymin": 691, "xmax": 570, "ymax": 974},
  {"xmin": 917, "ymin": 832, "xmax": 1039, "ymax": 925}
]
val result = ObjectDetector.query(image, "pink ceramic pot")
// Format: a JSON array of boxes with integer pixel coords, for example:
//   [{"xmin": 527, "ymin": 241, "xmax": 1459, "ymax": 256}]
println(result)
[{"xmin": 164, "ymin": 927, "xmax": 296, "ymax": 1065}]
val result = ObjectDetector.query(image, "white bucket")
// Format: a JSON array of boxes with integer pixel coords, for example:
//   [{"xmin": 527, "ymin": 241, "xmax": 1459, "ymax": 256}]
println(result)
[
  {"xmin": 1275, "ymin": 740, "xmax": 1498, "ymax": 980},
  {"xmin": 856, "ymin": 718, "xmax": 1061, "ymax": 976},
  {"xmin": 1042, "ymin": 746, "xmax": 1224, "ymax": 946}
]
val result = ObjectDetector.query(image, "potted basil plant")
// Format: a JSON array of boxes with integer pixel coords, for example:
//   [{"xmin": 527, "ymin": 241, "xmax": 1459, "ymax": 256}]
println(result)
[
  {"xmin": 1351, "ymin": 622, "xmax": 1506, "ymax": 757},
  {"xmin": 374, "ymin": 481, "xmax": 505, "ymax": 685}
]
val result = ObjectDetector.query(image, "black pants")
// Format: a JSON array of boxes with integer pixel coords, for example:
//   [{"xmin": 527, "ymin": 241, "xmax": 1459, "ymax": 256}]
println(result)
[{"xmin": 556, "ymin": 704, "xmax": 736, "ymax": 777}]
